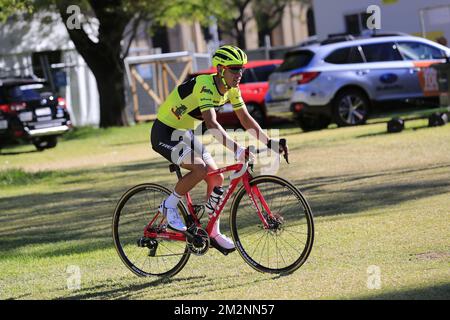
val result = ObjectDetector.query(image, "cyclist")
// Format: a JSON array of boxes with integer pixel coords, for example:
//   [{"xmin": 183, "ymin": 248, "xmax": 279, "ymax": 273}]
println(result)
[{"xmin": 150, "ymin": 45, "xmax": 288, "ymax": 252}]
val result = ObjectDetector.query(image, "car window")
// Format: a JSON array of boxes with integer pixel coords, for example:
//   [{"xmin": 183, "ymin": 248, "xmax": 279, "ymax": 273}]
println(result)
[
  {"xmin": 252, "ymin": 64, "xmax": 280, "ymax": 82},
  {"xmin": 361, "ymin": 42, "xmax": 403, "ymax": 62},
  {"xmin": 277, "ymin": 50, "xmax": 314, "ymax": 71},
  {"xmin": 0, "ymin": 90, "xmax": 6, "ymax": 104},
  {"xmin": 240, "ymin": 69, "xmax": 257, "ymax": 84},
  {"xmin": 324, "ymin": 46, "xmax": 364, "ymax": 64},
  {"xmin": 396, "ymin": 42, "xmax": 445, "ymax": 60},
  {"xmin": 6, "ymin": 83, "xmax": 51, "ymax": 102}
]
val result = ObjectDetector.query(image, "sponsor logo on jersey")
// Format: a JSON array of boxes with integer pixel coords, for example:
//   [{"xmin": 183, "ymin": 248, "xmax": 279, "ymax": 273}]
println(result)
[
  {"xmin": 200, "ymin": 86, "xmax": 213, "ymax": 95},
  {"xmin": 171, "ymin": 104, "xmax": 187, "ymax": 120}
]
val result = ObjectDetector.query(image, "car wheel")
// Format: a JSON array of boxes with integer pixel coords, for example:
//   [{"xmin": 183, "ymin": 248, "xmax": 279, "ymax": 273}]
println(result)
[
  {"xmin": 332, "ymin": 89, "xmax": 370, "ymax": 127},
  {"xmin": 246, "ymin": 103, "xmax": 266, "ymax": 127},
  {"xmin": 33, "ymin": 136, "xmax": 58, "ymax": 151},
  {"xmin": 296, "ymin": 114, "xmax": 331, "ymax": 132}
]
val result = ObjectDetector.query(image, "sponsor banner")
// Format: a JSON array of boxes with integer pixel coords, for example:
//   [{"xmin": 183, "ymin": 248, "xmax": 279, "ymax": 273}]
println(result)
[{"xmin": 414, "ymin": 61, "xmax": 440, "ymax": 97}]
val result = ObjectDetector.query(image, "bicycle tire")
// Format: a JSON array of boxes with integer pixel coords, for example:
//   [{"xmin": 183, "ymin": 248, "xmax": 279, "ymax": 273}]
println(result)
[
  {"xmin": 112, "ymin": 183, "xmax": 190, "ymax": 278},
  {"xmin": 230, "ymin": 175, "xmax": 314, "ymax": 274}
]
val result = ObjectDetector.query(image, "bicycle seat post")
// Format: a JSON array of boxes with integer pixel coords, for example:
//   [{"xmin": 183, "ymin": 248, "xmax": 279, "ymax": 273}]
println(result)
[{"xmin": 169, "ymin": 164, "xmax": 183, "ymax": 180}]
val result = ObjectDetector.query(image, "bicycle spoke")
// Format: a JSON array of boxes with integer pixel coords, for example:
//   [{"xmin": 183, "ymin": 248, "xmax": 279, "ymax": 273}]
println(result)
[
  {"xmin": 272, "ymin": 233, "xmax": 288, "ymax": 268},
  {"xmin": 250, "ymin": 231, "xmax": 268, "ymax": 259},
  {"xmin": 276, "ymin": 234, "xmax": 301, "ymax": 255},
  {"xmin": 113, "ymin": 184, "xmax": 190, "ymax": 277},
  {"xmin": 231, "ymin": 177, "xmax": 314, "ymax": 272},
  {"xmin": 282, "ymin": 228, "xmax": 309, "ymax": 241},
  {"xmin": 259, "ymin": 232, "xmax": 269, "ymax": 266}
]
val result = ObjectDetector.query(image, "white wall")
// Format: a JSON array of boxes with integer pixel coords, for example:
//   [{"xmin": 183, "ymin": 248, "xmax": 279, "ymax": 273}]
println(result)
[
  {"xmin": 63, "ymin": 51, "xmax": 100, "ymax": 127},
  {"xmin": 0, "ymin": 12, "xmax": 101, "ymax": 126},
  {"xmin": 0, "ymin": 12, "xmax": 75, "ymax": 55},
  {"xmin": 0, "ymin": 54, "xmax": 34, "ymax": 77},
  {"xmin": 313, "ymin": 0, "xmax": 450, "ymax": 43}
]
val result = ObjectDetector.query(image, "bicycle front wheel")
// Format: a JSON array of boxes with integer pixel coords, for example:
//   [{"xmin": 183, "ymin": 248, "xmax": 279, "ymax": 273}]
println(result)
[
  {"xmin": 112, "ymin": 183, "xmax": 190, "ymax": 278},
  {"xmin": 230, "ymin": 175, "xmax": 314, "ymax": 274}
]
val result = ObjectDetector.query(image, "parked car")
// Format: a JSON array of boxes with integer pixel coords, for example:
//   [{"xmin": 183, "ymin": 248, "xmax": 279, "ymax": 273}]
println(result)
[
  {"xmin": 0, "ymin": 109, "xmax": 21, "ymax": 144},
  {"xmin": 0, "ymin": 77, "xmax": 72, "ymax": 151},
  {"xmin": 188, "ymin": 59, "xmax": 283, "ymax": 127},
  {"xmin": 265, "ymin": 34, "xmax": 450, "ymax": 131}
]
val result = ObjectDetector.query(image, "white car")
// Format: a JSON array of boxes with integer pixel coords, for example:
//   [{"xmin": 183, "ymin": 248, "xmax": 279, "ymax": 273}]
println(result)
[{"xmin": 265, "ymin": 34, "xmax": 450, "ymax": 130}]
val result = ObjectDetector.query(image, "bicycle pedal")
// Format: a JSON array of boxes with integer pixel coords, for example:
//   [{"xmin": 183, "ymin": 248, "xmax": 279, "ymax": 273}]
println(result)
[
  {"xmin": 148, "ymin": 246, "xmax": 158, "ymax": 257},
  {"xmin": 209, "ymin": 238, "xmax": 236, "ymax": 256}
]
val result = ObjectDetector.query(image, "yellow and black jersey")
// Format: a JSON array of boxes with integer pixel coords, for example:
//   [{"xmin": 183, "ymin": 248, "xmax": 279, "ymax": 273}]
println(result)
[{"xmin": 156, "ymin": 74, "xmax": 245, "ymax": 130}]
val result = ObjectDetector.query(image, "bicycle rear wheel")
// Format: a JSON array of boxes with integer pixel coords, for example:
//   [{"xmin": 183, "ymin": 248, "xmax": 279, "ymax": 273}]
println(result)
[
  {"xmin": 230, "ymin": 175, "xmax": 314, "ymax": 274},
  {"xmin": 112, "ymin": 183, "xmax": 190, "ymax": 277}
]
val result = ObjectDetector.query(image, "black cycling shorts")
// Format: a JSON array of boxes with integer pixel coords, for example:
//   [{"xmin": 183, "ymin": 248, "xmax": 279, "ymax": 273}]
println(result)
[{"xmin": 150, "ymin": 119, "xmax": 211, "ymax": 165}]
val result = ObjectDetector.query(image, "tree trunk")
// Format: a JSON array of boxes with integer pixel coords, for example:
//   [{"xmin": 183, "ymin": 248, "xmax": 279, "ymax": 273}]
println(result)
[
  {"xmin": 95, "ymin": 64, "xmax": 128, "ymax": 127},
  {"xmin": 237, "ymin": 30, "xmax": 247, "ymax": 50},
  {"xmin": 79, "ymin": 47, "xmax": 129, "ymax": 128},
  {"xmin": 58, "ymin": 1, "xmax": 131, "ymax": 128},
  {"xmin": 256, "ymin": 11, "xmax": 272, "ymax": 47},
  {"xmin": 234, "ymin": 18, "xmax": 247, "ymax": 50}
]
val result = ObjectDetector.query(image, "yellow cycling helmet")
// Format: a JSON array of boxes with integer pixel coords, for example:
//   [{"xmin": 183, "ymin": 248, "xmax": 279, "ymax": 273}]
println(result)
[{"xmin": 212, "ymin": 45, "xmax": 248, "ymax": 67}]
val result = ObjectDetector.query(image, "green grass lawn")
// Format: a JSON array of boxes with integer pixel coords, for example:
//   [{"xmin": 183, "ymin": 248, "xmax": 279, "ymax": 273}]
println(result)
[{"xmin": 0, "ymin": 120, "xmax": 449, "ymax": 300}]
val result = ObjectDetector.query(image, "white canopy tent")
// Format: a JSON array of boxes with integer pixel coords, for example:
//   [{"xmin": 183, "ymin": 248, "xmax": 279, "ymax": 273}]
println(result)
[{"xmin": 0, "ymin": 11, "xmax": 100, "ymax": 126}]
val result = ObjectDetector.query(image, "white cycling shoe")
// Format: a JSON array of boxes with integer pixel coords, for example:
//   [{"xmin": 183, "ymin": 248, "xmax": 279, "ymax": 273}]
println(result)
[
  {"xmin": 159, "ymin": 201, "xmax": 187, "ymax": 232},
  {"xmin": 209, "ymin": 217, "xmax": 235, "ymax": 251},
  {"xmin": 211, "ymin": 233, "xmax": 235, "ymax": 250}
]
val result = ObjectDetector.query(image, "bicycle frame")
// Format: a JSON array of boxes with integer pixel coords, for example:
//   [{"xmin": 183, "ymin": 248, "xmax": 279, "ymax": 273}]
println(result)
[{"xmin": 143, "ymin": 162, "xmax": 274, "ymax": 242}]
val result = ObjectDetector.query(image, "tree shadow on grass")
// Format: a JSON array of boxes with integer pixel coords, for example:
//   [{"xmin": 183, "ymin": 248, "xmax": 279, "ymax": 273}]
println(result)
[
  {"xmin": 307, "ymin": 177, "xmax": 450, "ymax": 219},
  {"xmin": 0, "ymin": 149, "xmax": 39, "ymax": 156},
  {"xmin": 355, "ymin": 124, "xmax": 433, "ymax": 139},
  {"xmin": 57, "ymin": 271, "xmax": 277, "ymax": 300},
  {"xmin": 0, "ymin": 158, "xmax": 179, "ymax": 256},
  {"xmin": 295, "ymin": 162, "xmax": 450, "ymax": 194},
  {"xmin": 358, "ymin": 283, "xmax": 450, "ymax": 300},
  {"xmin": 295, "ymin": 164, "xmax": 450, "ymax": 218},
  {"xmin": 231, "ymin": 162, "xmax": 450, "ymax": 230},
  {"xmin": 1, "ymin": 159, "xmax": 449, "ymax": 262},
  {"xmin": 57, "ymin": 275, "xmax": 207, "ymax": 300}
]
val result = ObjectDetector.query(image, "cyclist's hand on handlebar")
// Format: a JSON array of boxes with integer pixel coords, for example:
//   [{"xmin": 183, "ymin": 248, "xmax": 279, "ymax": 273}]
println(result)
[
  {"xmin": 267, "ymin": 138, "xmax": 289, "ymax": 163},
  {"xmin": 235, "ymin": 146, "xmax": 255, "ymax": 163}
]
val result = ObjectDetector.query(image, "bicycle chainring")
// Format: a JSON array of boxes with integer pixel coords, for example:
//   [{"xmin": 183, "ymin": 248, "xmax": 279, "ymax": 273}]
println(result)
[{"xmin": 186, "ymin": 226, "xmax": 210, "ymax": 256}]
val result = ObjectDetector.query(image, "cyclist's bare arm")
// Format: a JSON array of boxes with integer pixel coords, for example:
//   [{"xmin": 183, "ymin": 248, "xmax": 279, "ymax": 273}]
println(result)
[
  {"xmin": 235, "ymin": 107, "xmax": 289, "ymax": 162},
  {"xmin": 202, "ymin": 108, "xmax": 241, "ymax": 152},
  {"xmin": 234, "ymin": 107, "xmax": 269, "ymax": 145}
]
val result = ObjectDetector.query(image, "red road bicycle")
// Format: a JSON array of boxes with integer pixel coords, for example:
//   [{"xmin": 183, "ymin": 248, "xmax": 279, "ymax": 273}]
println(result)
[{"xmin": 112, "ymin": 143, "xmax": 314, "ymax": 277}]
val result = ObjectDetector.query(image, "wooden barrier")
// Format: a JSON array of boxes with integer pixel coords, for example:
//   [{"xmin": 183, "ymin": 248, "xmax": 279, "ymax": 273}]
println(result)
[{"xmin": 129, "ymin": 56, "xmax": 193, "ymax": 123}]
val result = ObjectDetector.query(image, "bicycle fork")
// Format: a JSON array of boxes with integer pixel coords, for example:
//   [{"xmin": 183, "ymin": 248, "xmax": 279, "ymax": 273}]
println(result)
[{"xmin": 244, "ymin": 183, "xmax": 274, "ymax": 229}]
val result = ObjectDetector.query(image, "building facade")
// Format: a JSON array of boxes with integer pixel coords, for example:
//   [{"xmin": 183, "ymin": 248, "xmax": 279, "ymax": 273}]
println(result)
[
  {"xmin": 313, "ymin": 0, "xmax": 450, "ymax": 44},
  {"xmin": 0, "ymin": 4, "xmax": 314, "ymax": 126},
  {"xmin": 129, "ymin": 2, "xmax": 314, "ymax": 55}
]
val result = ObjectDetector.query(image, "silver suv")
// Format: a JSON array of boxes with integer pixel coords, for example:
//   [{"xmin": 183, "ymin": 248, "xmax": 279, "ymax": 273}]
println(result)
[{"xmin": 265, "ymin": 34, "xmax": 450, "ymax": 130}]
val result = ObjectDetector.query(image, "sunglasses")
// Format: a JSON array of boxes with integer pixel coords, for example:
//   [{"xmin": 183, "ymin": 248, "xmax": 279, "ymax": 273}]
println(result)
[{"xmin": 223, "ymin": 66, "xmax": 245, "ymax": 74}]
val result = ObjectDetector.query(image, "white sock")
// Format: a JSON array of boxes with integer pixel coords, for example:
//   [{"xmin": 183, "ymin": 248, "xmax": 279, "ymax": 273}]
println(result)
[
  {"xmin": 165, "ymin": 191, "xmax": 181, "ymax": 208},
  {"xmin": 211, "ymin": 217, "xmax": 221, "ymax": 237}
]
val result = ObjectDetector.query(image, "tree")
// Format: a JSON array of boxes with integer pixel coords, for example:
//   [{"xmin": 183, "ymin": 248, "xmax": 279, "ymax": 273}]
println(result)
[
  {"xmin": 0, "ymin": 0, "xmax": 33, "ymax": 19},
  {"xmin": 254, "ymin": 0, "xmax": 310, "ymax": 47},
  {"xmin": 214, "ymin": 0, "xmax": 310, "ymax": 49},
  {"xmin": 214, "ymin": 0, "xmax": 252, "ymax": 50},
  {"xmin": 0, "ymin": 0, "xmax": 222, "ymax": 127},
  {"xmin": 58, "ymin": 1, "xmax": 133, "ymax": 127}
]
